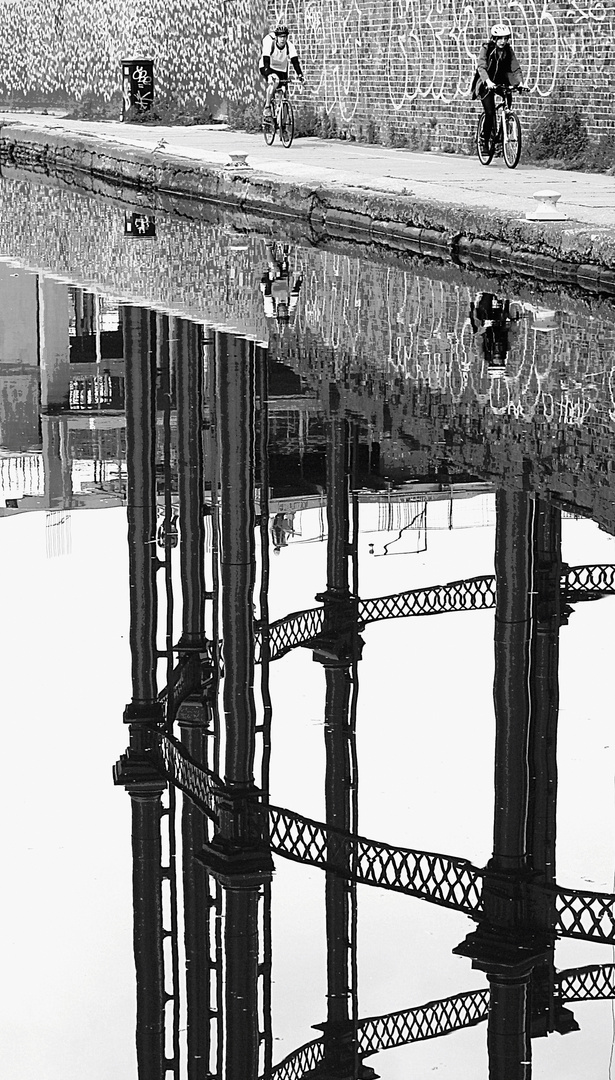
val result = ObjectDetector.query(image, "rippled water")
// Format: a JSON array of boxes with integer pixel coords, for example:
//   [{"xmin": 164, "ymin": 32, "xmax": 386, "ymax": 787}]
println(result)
[{"xmin": 2, "ymin": 172, "xmax": 615, "ymax": 1080}]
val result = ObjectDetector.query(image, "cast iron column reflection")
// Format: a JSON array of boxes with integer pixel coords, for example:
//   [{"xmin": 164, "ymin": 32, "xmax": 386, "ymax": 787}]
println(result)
[
  {"xmin": 174, "ymin": 317, "xmax": 217, "ymax": 1079},
  {"xmin": 455, "ymin": 489, "xmax": 537, "ymax": 1080},
  {"xmin": 308, "ymin": 400, "xmax": 375, "ymax": 1080},
  {"xmin": 526, "ymin": 501, "xmax": 578, "ymax": 1037},
  {"xmin": 114, "ymin": 306, "xmax": 166, "ymax": 1080},
  {"xmin": 199, "ymin": 332, "xmax": 272, "ymax": 1080}
]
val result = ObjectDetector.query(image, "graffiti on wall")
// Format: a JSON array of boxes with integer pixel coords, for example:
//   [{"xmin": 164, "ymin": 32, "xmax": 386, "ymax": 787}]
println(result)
[
  {"xmin": 279, "ymin": 0, "xmax": 615, "ymax": 113},
  {"xmin": 289, "ymin": 248, "xmax": 615, "ymax": 431}
]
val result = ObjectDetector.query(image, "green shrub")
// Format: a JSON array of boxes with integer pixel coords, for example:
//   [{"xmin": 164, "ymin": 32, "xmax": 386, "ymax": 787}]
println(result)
[
  {"xmin": 124, "ymin": 98, "xmax": 214, "ymax": 126},
  {"xmin": 227, "ymin": 98, "xmax": 262, "ymax": 133},
  {"xmin": 527, "ymin": 106, "xmax": 589, "ymax": 161}
]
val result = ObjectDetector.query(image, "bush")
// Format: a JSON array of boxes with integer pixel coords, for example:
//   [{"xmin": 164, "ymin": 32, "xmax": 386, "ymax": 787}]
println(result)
[
  {"xmin": 227, "ymin": 97, "xmax": 262, "ymax": 133},
  {"xmin": 527, "ymin": 106, "xmax": 589, "ymax": 161}
]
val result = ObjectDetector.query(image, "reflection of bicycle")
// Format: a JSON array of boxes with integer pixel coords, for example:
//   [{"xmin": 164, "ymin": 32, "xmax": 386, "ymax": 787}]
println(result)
[
  {"xmin": 263, "ymin": 82, "xmax": 295, "ymax": 148},
  {"xmin": 477, "ymin": 85, "xmax": 525, "ymax": 169}
]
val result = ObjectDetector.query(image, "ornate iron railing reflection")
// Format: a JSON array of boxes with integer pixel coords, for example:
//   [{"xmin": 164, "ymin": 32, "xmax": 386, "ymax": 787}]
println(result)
[
  {"xmin": 555, "ymin": 888, "xmax": 615, "ymax": 944},
  {"xmin": 356, "ymin": 988, "xmax": 489, "ymax": 1052},
  {"xmin": 559, "ymin": 963, "xmax": 615, "ymax": 1001},
  {"xmin": 267, "ymin": 805, "xmax": 483, "ymax": 915},
  {"xmin": 270, "ymin": 1038, "xmax": 326, "ymax": 1080},
  {"xmin": 268, "ymin": 966, "xmax": 615, "ymax": 1078},
  {"xmin": 149, "ymin": 729, "xmax": 219, "ymax": 820},
  {"xmin": 141, "ymin": 734, "xmax": 615, "ymax": 945},
  {"xmin": 256, "ymin": 606, "xmax": 325, "ymax": 663},
  {"xmin": 254, "ymin": 565, "xmax": 615, "ymax": 660}
]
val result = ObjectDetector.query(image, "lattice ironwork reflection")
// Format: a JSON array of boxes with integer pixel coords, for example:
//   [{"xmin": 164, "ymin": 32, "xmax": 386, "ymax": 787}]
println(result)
[
  {"xmin": 143, "ymin": 738, "xmax": 615, "ymax": 944},
  {"xmin": 559, "ymin": 964, "xmax": 615, "ymax": 1001},
  {"xmin": 270, "ymin": 1038, "xmax": 325, "ymax": 1080},
  {"xmin": 555, "ymin": 888, "xmax": 615, "ymax": 944},
  {"xmin": 268, "ymin": 805, "xmax": 483, "ymax": 915},
  {"xmin": 150, "ymin": 730, "xmax": 219, "ymax": 820},
  {"xmin": 359, "ymin": 575, "xmax": 495, "ymax": 624},
  {"xmin": 255, "ymin": 606, "xmax": 325, "ymax": 662},
  {"xmin": 251, "ymin": 565, "xmax": 615, "ymax": 661},
  {"xmin": 357, "ymin": 988, "xmax": 489, "ymax": 1053}
]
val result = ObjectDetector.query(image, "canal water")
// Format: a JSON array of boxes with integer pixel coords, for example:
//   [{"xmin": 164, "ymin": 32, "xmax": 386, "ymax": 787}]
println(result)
[{"xmin": 2, "ymin": 171, "xmax": 615, "ymax": 1080}]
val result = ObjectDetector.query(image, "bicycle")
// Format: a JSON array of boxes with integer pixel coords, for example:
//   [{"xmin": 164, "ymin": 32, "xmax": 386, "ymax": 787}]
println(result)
[
  {"xmin": 262, "ymin": 82, "xmax": 295, "ymax": 148},
  {"xmin": 476, "ymin": 85, "xmax": 525, "ymax": 169}
]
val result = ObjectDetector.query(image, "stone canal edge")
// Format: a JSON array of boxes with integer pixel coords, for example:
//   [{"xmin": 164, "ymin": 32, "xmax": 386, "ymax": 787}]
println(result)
[{"xmin": 2, "ymin": 122, "xmax": 615, "ymax": 296}]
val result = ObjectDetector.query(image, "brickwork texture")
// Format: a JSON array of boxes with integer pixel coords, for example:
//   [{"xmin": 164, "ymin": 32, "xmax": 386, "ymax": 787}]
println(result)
[{"xmin": 0, "ymin": 0, "xmax": 612, "ymax": 148}]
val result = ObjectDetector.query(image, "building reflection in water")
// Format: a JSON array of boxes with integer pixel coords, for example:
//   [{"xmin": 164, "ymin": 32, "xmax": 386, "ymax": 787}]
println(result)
[{"xmin": 107, "ymin": 308, "xmax": 615, "ymax": 1080}]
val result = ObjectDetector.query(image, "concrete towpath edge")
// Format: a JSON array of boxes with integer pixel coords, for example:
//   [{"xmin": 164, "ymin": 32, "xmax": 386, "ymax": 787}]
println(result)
[{"xmin": 1, "ymin": 122, "xmax": 615, "ymax": 294}]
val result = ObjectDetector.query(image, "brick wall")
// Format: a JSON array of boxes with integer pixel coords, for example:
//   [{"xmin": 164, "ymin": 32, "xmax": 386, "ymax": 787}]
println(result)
[
  {"xmin": 1, "ymin": 0, "xmax": 611, "ymax": 147},
  {"xmin": 272, "ymin": 0, "xmax": 615, "ymax": 146}
]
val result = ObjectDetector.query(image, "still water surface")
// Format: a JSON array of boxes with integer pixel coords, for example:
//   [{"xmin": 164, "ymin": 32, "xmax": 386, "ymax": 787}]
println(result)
[{"xmin": 1, "ymin": 173, "xmax": 615, "ymax": 1080}]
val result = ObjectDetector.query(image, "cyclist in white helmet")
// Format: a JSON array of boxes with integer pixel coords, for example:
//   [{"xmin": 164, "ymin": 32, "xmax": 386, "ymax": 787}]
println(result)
[
  {"xmin": 471, "ymin": 24, "xmax": 524, "ymax": 152},
  {"xmin": 259, "ymin": 24, "xmax": 304, "ymax": 118}
]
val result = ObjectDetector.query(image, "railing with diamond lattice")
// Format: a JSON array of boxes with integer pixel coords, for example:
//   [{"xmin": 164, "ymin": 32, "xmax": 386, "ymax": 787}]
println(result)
[
  {"xmin": 270, "ymin": 1038, "xmax": 325, "ymax": 1080},
  {"xmin": 142, "ymin": 738, "xmax": 615, "ymax": 944},
  {"xmin": 267, "ymin": 965, "xmax": 615, "ymax": 1078},
  {"xmin": 555, "ymin": 887, "xmax": 615, "ymax": 945},
  {"xmin": 251, "ymin": 565, "xmax": 615, "ymax": 662},
  {"xmin": 149, "ymin": 730, "xmax": 219, "ymax": 820},
  {"xmin": 268, "ymin": 805, "xmax": 483, "ymax": 915},
  {"xmin": 558, "ymin": 964, "xmax": 615, "ymax": 1001},
  {"xmin": 357, "ymin": 988, "xmax": 489, "ymax": 1053},
  {"xmin": 255, "ymin": 606, "xmax": 325, "ymax": 663}
]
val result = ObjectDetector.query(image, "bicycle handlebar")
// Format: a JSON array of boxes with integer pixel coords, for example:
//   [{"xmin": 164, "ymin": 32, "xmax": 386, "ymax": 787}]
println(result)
[{"xmin": 493, "ymin": 84, "xmax": 528, "ymax": 94}]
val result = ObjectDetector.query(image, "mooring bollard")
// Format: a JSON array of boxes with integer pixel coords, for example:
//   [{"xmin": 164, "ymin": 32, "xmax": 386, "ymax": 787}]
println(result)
[
  {"xmin": 526, "ymin": 190, "xmax": 566, "ymax": 221},
  {"xmin": 121, "ymin": 58, "xmax": 154, "ymax": 121}
]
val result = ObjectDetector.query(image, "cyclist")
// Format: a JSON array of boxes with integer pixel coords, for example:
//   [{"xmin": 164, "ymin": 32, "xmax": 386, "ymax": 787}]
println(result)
[
  {"xmin": 469, "ymin": 292, "xmax": 520, "ymax": 369},
  {"xmin": 471, "ymin": 24, "xmax": 524, "ymax": 153},
  {"xmin": 259, "ymin": 24, "xmax": 304, "ymax": 119},
  {"xmin": 260, "ymin": 242, "xmax": 303, "ymax": 329}
]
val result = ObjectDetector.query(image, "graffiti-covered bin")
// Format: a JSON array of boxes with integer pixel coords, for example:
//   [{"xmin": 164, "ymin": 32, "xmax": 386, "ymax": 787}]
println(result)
[{"xmin": 121, "ymin": 59, "xmax": 154, "ymax": 119}]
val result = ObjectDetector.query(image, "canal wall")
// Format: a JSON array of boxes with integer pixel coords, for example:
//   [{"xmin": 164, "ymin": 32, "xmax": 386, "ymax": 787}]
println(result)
[
  {"xmin": 3, "ymin": 125, "xmax": 615, "ymax": 279},
  {"xmin": 0, "ymin": 0, "xmax": 612, "ymax": 150}
]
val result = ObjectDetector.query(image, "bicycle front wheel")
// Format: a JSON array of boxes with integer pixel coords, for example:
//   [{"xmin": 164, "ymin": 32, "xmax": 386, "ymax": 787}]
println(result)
[
  {"xmin": 503, "ymin": 112, "xmax": 522, "ymax": 168},
  {"xmin": 476, "ymin": 115, "xmax": 494, "ymax": 165},
  {"xmin": 279, "ymin": 99, "xmax": 295, "ymax": 148},
  {"xmin": 263, "ymin": 107, "xmax": 276, "ymax": 146}
]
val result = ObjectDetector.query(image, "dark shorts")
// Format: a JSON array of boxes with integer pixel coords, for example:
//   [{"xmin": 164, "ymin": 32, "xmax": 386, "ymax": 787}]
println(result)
[{"xmin": 260, "ymin": 68, "xmax": 289, "ymax": 84}]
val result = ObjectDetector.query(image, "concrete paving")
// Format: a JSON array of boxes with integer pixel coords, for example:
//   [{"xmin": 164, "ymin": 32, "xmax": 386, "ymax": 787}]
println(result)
[{"xmin": 1, "ymin": 111, "xmax": 615, "ymax": 276}]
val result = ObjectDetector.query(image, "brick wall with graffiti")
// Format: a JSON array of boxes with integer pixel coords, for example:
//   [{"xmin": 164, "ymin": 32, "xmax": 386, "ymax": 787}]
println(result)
[
  {"xmin": 0, "ymin": 0, "xmax": 610, "ymax": 146},
  {"xmin": 274, "ymin": 0, "xmax": 615, "ymax": 147},
  {"xmin": 0, "ymin": 0, "xmax": 268, "ymax": 108}
]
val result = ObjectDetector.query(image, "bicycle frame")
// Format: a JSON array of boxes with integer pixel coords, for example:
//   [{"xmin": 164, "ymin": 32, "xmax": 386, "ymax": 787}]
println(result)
[{"xmin": 477, "ymin": 84, "xmax": 524, "ymax": 169}]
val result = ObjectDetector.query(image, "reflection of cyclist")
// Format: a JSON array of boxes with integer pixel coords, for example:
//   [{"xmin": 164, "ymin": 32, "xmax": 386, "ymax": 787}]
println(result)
[
  {"xmin": 469, "ymin": 293, "xmax": 519, "ymax": 369},
  {"xmin": 260, "ymin": 24, "xmax": 304, "ymax": 119},
  {"xmin": 271, "ymin": 511, "xmax": 296, "ymax": 553},
  {"xmin": 260, "ymin": 242, "xmax": 303, "ymax": 329},
  {"xmin": 471, "ymin": 24, "xmax": 524, "ymax": 153}
]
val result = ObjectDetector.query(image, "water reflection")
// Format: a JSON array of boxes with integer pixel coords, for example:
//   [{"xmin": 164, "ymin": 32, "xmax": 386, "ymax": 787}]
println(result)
[
  {"xmin": 99, "ymin": 312, "xmax": 614, "ymax": 1079},
  {"xmin": 1, "ymin": 183, "xmax": 615, "ymax": 1078}
]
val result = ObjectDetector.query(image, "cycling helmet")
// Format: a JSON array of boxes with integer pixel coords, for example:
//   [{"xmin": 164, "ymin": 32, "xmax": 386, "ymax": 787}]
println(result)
[
  {"xmin": 491, "ymin": 23, "xmax": 511, "ymax": 40},
  {"xmin": 274, "ymin": 23, "xmax": 289, "ymax": 35}
]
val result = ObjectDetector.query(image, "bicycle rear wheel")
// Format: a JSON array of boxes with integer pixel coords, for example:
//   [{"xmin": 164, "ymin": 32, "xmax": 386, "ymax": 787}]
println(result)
[
  {"xmin": 279, "ymin": 99, "xmax": 294, "ymax": 148},
  {"xmin": 503, "ymin": 112, "xmax": 522, "ymax": 168},
  {"xmin": 476, "ymin": 115, "xmax": 494, "ymax": 165},
  {"xmin": 262, "ymin": 105, "xmax": 276, "ymax": 145}
]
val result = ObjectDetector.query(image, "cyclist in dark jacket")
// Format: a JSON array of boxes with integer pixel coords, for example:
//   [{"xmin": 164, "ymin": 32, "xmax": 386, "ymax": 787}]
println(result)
[{"xmin": 472, "ymin": 24, "xmax": 524, "ymax": 150}]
